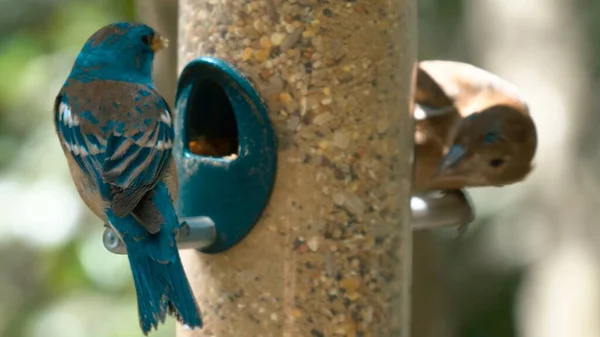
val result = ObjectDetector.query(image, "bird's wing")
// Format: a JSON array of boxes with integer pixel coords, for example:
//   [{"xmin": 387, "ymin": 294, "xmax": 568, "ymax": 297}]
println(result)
[
  {"xmin": 54, "ymin": 85, "xmax": 174, "ymax": 232},
  {"xmin": 418, "ymin": 60, "xmax": 529, "ymax": 115},
  {"xmin": 101, "ymin": 93, "xmax": 174, "ymax": 220},
  {"xmin": 414, "ymin": 63, "xmax": 459, "ymax": 121},
  {"xmin": 54, "ymin": 93, "xmax": 105, "ymax": 185}
]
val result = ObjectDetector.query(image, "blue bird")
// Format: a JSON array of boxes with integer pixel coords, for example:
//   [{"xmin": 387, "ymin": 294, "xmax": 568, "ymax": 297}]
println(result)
[{"xmin": 53, "ymin": 22, "xmax": 202, "ymax": 334}]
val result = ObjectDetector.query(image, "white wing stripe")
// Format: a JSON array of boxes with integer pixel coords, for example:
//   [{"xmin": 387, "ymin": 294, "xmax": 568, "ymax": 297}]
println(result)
[
  {"xmin": 160, "ymin": 110, "xmax": 172, "ymax": 126},
  {"xmin": 59, "ymin": 102, "xmax": 80, "ymax": 127}
]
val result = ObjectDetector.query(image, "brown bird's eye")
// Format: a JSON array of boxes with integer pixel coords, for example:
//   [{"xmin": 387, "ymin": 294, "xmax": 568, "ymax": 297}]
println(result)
[
  {"xmin": 141, "ymin": 34, "xmax": 153, "ymax": 46},
  {"xmin": 489, "ymin": 158, "xmax": 505, "ymax": 168}
]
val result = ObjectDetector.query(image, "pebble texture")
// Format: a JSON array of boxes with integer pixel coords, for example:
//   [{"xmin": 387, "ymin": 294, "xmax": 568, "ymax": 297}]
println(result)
[{"xmin": 177, "ymin": 0, "xmax": 416, "ymax": 336}]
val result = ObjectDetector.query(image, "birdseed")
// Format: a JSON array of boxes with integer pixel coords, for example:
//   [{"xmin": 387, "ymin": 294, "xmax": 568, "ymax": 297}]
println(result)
[{"xmin": 177, "ymin": 0, "xmax": 415, "ymax": 336}]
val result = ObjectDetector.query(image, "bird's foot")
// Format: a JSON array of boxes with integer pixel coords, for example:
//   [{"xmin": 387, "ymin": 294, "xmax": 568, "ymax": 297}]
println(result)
[{"xmin": 178, "ymin": 221, "xmax": 191, "ymax": 238}]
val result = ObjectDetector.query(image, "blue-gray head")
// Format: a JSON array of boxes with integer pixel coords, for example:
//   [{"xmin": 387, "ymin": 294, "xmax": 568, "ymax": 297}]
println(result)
[
  {"xmin": 68, "ymin": 22, "xmax": 168, "ymax": 83},
  {"xmin": 432, "ymin": 105, "xmax": 537, "ymax": 188}
]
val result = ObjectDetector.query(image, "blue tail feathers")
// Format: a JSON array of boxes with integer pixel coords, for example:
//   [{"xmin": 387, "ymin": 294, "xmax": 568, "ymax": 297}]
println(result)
[{"xmin": 106, "ymin": 183, "xmax": 202, "ymax": 335}]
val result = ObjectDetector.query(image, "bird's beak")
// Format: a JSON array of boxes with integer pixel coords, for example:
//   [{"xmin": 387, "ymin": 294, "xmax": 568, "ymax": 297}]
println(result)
[
  {"xmin": 435, "ymin": 144, "xmax": 466, "ymax": 176},
  {"xmin": 151, "ymin": 34, "xmax": 169, "ymax": 52}
]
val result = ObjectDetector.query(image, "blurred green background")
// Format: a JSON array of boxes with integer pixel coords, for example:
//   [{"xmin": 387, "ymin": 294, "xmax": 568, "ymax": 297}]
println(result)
[{"xmin": 0, "ymin": 0, "xmax": 598, "ymax": 336}]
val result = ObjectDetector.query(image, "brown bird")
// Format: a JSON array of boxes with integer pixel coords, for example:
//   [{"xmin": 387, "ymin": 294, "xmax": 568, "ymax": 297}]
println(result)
[{"xmin": 413, "ymin": 60, "xmax": 537, "ymax": 192}]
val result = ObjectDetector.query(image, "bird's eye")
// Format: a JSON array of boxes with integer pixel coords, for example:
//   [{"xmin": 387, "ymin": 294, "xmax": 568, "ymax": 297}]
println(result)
[
  {"xmin": 484, "ymin": 131, "xmax": 500, "ymax": 144},
  {"xmin": 489, "ymin": 158, "xmax": 505, "ymax": 168},
  {"xmin": 141, "ymin": 34, "xmax": 153, "ymax": 46}
]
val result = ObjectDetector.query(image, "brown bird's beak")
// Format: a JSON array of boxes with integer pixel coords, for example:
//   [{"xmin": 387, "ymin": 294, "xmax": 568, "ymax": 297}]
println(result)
[
  {"xmin": 151, "ymin": 34, "xmax": 169, "ymax": 52},
  {"xmin": 422, "ymin": 145, "xmax": 470, "ymax": 190},
  {"xmin": 435, "ymin": 145, "xmax": 466, "ymax": 176}
]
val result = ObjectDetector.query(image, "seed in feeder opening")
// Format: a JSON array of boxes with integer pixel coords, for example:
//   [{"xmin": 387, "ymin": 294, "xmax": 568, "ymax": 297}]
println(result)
[{"xmin": 189, "ymin": 136, "xmax": 238, "ymax": 158}]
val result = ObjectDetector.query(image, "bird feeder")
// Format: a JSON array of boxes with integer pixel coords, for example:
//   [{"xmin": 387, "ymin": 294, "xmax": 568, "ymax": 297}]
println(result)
[{"xmin": 171, "ymin": 1, "xmax": 414, "ymax": 336}]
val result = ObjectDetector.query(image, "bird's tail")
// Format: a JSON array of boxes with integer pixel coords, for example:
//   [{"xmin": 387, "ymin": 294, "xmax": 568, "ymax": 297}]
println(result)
[{"xmin": 106, "ymin": 184, "xmax": 202, "ymax": 335}]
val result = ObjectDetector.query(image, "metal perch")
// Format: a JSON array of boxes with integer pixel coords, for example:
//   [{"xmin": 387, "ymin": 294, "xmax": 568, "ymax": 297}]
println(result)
[
  {"xmin": 410, "ymin": 189, "xmax": 475, "ymax": 231},
  {"xmin": 103, "ymin": 216, "xmax": 217, "ymax": 254}
]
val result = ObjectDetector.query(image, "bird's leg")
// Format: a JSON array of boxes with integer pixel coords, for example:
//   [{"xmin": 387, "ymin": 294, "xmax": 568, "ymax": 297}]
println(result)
[{"xmin": 178, "ymin": 221, "xmax": 191, "ymax": 239}]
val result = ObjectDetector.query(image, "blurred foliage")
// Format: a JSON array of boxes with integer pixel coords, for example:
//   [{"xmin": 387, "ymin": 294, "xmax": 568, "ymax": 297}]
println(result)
[{"xmin": 418, "ymin": 0, "xmax": 466, "ymax": 61}]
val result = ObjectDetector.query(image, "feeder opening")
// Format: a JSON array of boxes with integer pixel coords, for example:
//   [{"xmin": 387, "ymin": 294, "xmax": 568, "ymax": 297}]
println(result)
[{"xmin": 186, "ymin": 79, "xmax": 239, "ymax": 158}]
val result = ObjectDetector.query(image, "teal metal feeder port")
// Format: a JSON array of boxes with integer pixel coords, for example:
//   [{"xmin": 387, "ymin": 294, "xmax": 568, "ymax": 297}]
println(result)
[{"xmin": 173, "ymin": 56, "xmax": 277, "ymax": 254}]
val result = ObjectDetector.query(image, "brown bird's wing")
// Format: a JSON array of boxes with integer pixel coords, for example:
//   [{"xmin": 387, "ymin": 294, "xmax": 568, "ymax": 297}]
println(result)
[
  {"xmin": 412, "ymin": 63, "xmax": 461, "ymax": 191},
  {"xmin": 418, "ymin": 60, "xmax": 529, "ymax": 117},
  {"xmin": 414, "ymin": 62, "xmax": 463, "ymax": 146},
  {"xmin": 415, "ymin": 64, "xmax": 454, "ymax": 108}
]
